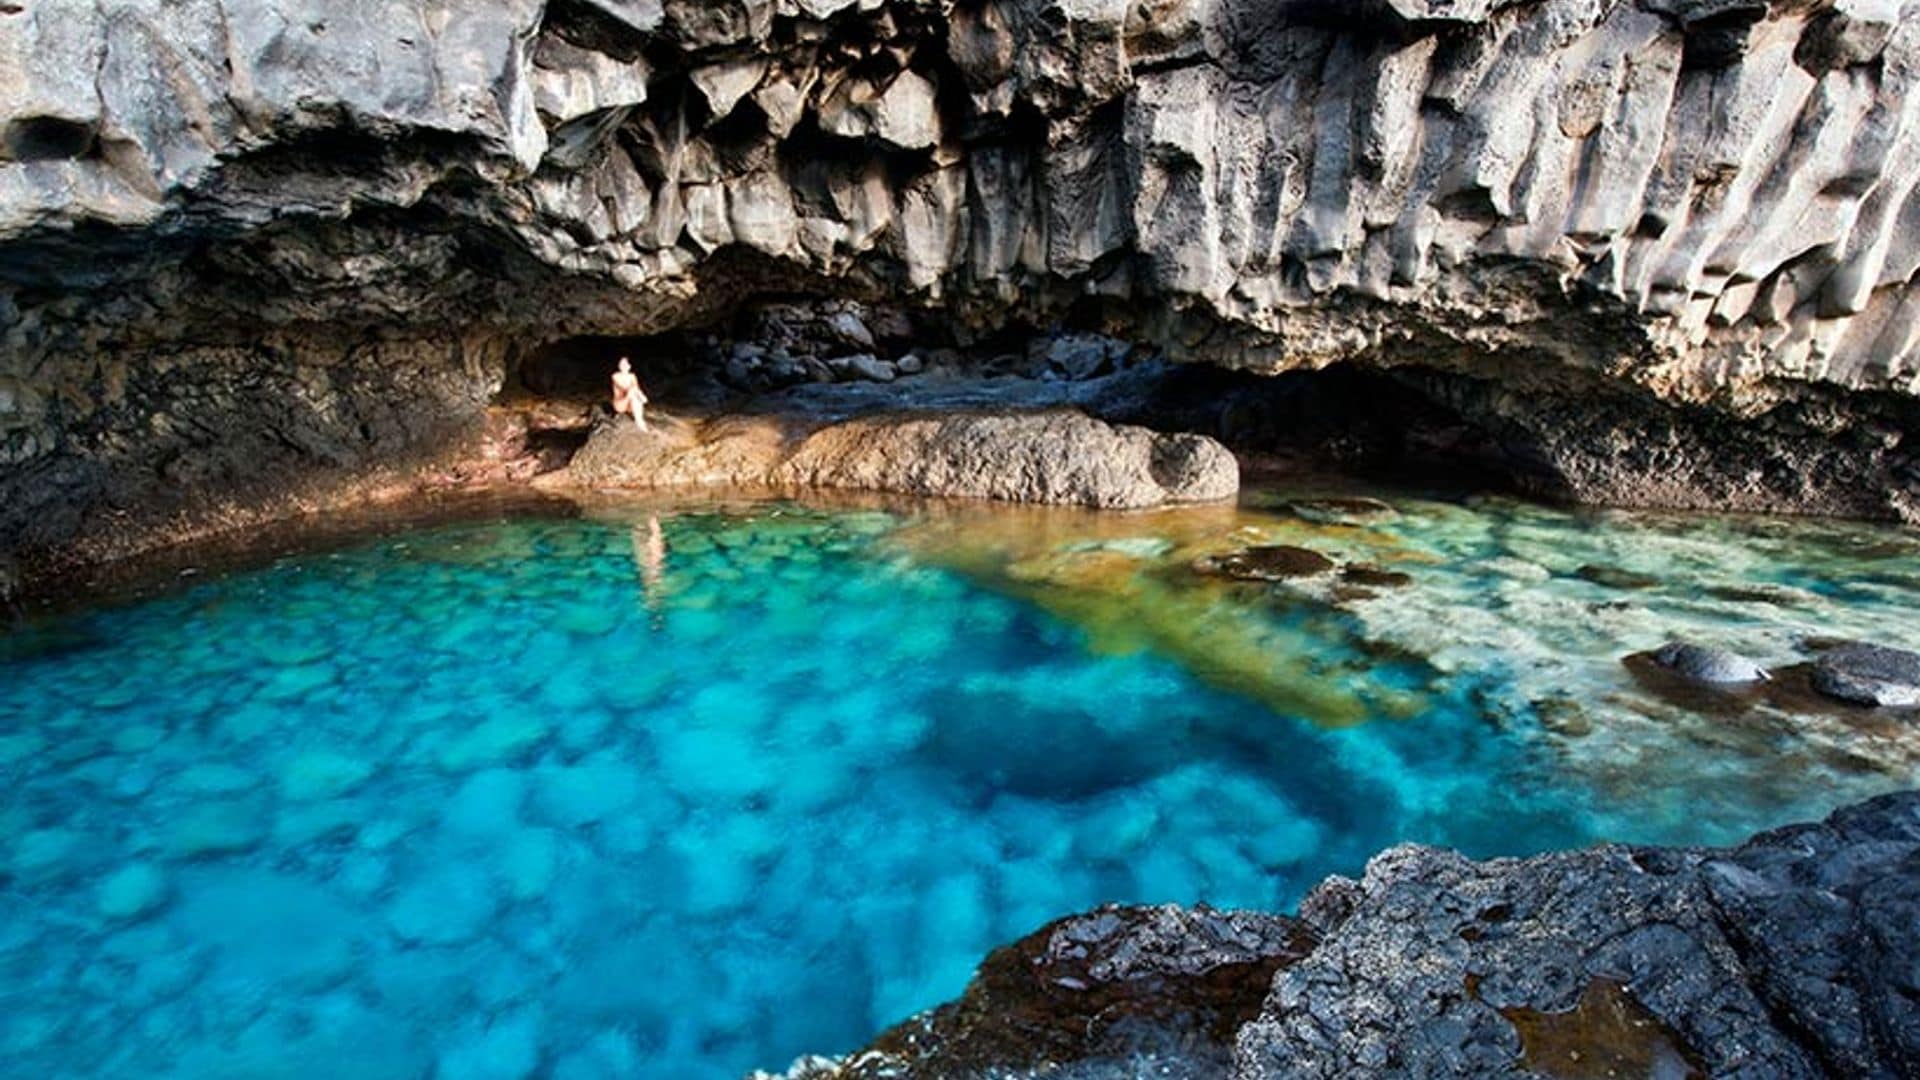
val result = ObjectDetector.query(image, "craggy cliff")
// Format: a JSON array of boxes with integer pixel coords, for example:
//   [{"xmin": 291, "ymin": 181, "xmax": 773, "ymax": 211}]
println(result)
[{"xmin": 6, "ymin": 0, "xmax": 1920, "ymax": 572}]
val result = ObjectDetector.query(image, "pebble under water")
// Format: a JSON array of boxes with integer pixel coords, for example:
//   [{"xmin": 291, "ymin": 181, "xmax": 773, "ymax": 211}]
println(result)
[{"xmin": 2, "ymin": 492, "xmax": 1917, "ymax": 1078}]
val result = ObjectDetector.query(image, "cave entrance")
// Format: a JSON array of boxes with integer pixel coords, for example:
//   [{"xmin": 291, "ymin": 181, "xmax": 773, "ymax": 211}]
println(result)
[
  {"xmin": 494, "ymin": 331, "xmax": 711, "ymax": 471},
  {"xmin": 1123, "ymin": 360, "xmax": 1555, "ymax": 498}
]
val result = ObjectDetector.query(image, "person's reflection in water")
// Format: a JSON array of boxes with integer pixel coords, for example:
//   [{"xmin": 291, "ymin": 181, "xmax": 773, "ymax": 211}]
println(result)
[{"xmin": 633, "ymin": 514, "xmax": 668, "ymax": 629}]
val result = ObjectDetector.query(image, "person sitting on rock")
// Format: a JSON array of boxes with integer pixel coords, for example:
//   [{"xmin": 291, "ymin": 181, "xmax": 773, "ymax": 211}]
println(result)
[{"xmin": 611, "ymin": 356, "xmax": 648, "ymax": 432}]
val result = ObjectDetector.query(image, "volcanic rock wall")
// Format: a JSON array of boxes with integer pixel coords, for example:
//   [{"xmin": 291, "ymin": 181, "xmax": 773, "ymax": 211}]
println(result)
[{"xmin": 4, "ymin": 0, "xmax": 1920, "ymax": 565}]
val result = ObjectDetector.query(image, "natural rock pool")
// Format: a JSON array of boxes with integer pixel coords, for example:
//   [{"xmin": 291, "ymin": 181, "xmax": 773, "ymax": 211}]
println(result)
[{"xmin": 2, "ymin": 489, "xmax": 1916, "ymax": 1078}]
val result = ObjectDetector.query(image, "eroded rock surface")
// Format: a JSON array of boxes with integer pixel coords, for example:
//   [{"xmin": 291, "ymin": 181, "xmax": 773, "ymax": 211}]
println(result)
[
  {"xmin": 778, "ymin": 791, "xmax": 1920, "ymax": 1078},
  {"xmin": 1812, "ymin": 641, "xmax": 1920, "ymax": 707},
  {"xmin": 1650, "ymin": 641, "xmax": 1771, "ymax": 684},
  {"xmin": 7, "ymin": 0, "xmax": 1920, "ymax": 569},
  {"xmin": 782, "ymin": 905, "xmax": 1318, "ymax": 1079},
  {"xmin": 564, "ymin": 408, "xmax": 1239, "ymax": 509}
]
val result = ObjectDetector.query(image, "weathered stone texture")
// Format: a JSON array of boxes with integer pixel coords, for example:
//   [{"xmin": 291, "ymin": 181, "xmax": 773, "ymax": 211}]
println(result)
[
  {"xmin": 5, "ymin": 0, "xmax": 1920, "ymax": 556},
  {"xmin": 775, "ymin": 791, "xmax": 1920, "ymax": 1078}
]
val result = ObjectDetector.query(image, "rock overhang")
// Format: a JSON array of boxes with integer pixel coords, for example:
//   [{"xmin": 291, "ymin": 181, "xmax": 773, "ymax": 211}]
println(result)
[{"xmin": 5, "ymin": 0, "xmax": 1920, "ymax": 566}]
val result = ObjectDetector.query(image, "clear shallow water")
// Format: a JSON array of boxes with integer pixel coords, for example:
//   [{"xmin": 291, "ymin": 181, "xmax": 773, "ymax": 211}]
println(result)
[{"xmin": 0, "ymin": 493, "xmax": 1916, "ymax": 1078}]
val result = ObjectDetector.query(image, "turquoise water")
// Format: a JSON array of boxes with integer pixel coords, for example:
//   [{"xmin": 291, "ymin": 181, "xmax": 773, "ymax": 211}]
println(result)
[{"xmin": 1, "ymin": 496, "xmax": 1916, "ymax": 1078}]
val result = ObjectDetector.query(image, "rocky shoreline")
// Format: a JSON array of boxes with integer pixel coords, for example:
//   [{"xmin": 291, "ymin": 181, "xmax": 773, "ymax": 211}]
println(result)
[
  {"xmin": 15, "ymin": 294, "xmax": 1920, "ymax": 600},
  {"xmin": 765, "ymin": 791, "xmax": 1920, "ymax": 1079}
]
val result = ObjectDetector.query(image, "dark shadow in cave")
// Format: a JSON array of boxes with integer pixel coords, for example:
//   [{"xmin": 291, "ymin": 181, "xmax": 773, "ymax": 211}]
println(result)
[
  {"xmin": 1104, "ymin": 361, "xmax": 1569, "ymax": 501},
  {"xmin": 514, "ymin": 332, "xmax": 705, "ymax": 401}
]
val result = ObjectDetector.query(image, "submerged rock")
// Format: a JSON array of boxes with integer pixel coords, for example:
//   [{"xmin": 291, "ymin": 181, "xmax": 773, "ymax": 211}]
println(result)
[
  {"xmin": 1811, "ymin": 642, "xmax": 1920, "ymax": 708},
  {"xmin": 1339, "ymin": 564, "xmax": 1412, "ymax": 589},
  {"xmin": 96, "ymin": 863, "xmax": 168, "ymax": 921},
  {"xmin": 163, "ymin": 802, "xmax": 267, "ymax": 860},
  {"xmin": 388, "ymin": 864, "xmax": 500, "ymax": 946},
  {"xmin": 1575, "ymin": 565, "xmax": 1662, "ymax": 591},
  {"xmin": 1285, "ymin": 498, "xmax": 1397, "ymax": 525},
  {"xmin": 1649, "ymin": 642, "xmax": 1770, "ymax": 685},
  {"xmin": 784, "ymin": 792, "xmax": 1920, "ymax": 1078},
  {"xmin": 279, "ymin": 750, "xmax": 376, "ymax": 802},
  {"xmin": 1194, "ymin": 546, "xmax": 1336, "ymax": 581}
]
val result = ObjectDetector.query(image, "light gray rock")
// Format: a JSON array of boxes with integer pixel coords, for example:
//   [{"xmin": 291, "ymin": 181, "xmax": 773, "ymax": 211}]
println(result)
[
  {"xmin": 836, "ymin": 354, "xmax": 896, "ymax": 383},
  {"xmin": 690, "ymin": 57, "xmax": 767, "ymax": 121},
  {"xmin": 773, "ymin": 410, "xmax": 1239, "ymax": 509},
  {"xmin": 819, "ymin": 69, "xmax": 941, "ymax": 150},
  {"xmin": 1650, "ymin": 641, "xmax": 1771, "ymax": 684}
]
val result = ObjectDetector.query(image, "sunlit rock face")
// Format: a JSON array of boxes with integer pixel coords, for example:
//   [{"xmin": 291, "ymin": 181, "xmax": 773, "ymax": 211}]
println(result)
[{"xmin": 5, "ymin": 0, "xmax": 1920, "ymax": 558}]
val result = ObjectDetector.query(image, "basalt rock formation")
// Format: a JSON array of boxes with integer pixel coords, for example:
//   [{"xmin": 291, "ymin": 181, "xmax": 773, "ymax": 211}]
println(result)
[
  {"xmin": 772, "ymin": 790, "xmax": 1920, "ymax": 1078},
  {"xmin": 7, "ymin": 0, "xmax": 1920, "ymax": 573}
]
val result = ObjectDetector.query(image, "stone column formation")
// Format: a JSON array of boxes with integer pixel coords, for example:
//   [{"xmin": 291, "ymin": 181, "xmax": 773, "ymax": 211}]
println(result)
[{"xmin": 2, "ymin": 0, "xmax": 1918, "ymax": 556}]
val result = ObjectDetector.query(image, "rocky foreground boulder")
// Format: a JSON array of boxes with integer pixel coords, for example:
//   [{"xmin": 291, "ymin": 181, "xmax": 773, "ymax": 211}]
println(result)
[
  {"xmin": 565, "ymin": 408, "xmax": 1239, "ymax": 509},
  {"xmin": 769, "ymin": 792, "xmax": 1920, "ymax": 1078}
]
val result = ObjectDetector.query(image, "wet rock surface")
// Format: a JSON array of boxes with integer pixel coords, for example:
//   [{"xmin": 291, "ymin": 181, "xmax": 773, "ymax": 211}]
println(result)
[
  {"xmin": 1194, "ymin": 546, "xmax": 1338, "ymax": 582},
  {"xmin": 1649, "ymin": 641, "xmax": 1771, "ymax": 685},
  {"xmin": 7, "ymin": 0, "xmax": 1920, "ymax": 571},
  {"xmin": 783, "ymin": 792, "xmax": 1920, "ymax": 1079},
  {"xmin": 797, "ymin": 905, "xmax": 1318, "ymax": 1079}
]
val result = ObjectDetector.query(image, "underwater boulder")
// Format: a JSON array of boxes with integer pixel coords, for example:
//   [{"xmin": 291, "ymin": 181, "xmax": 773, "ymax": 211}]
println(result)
[
  {"xmin": 1340, "ymin": 563, "xmax": 1412, "ymax": 589},
  {"xmin": 1285, "ymin": 497, "xmax": 1397, "ymax": 525},
  {"xmin": 1194, "ymin": 546, "xmax": 1337, "ymax": 581}
]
